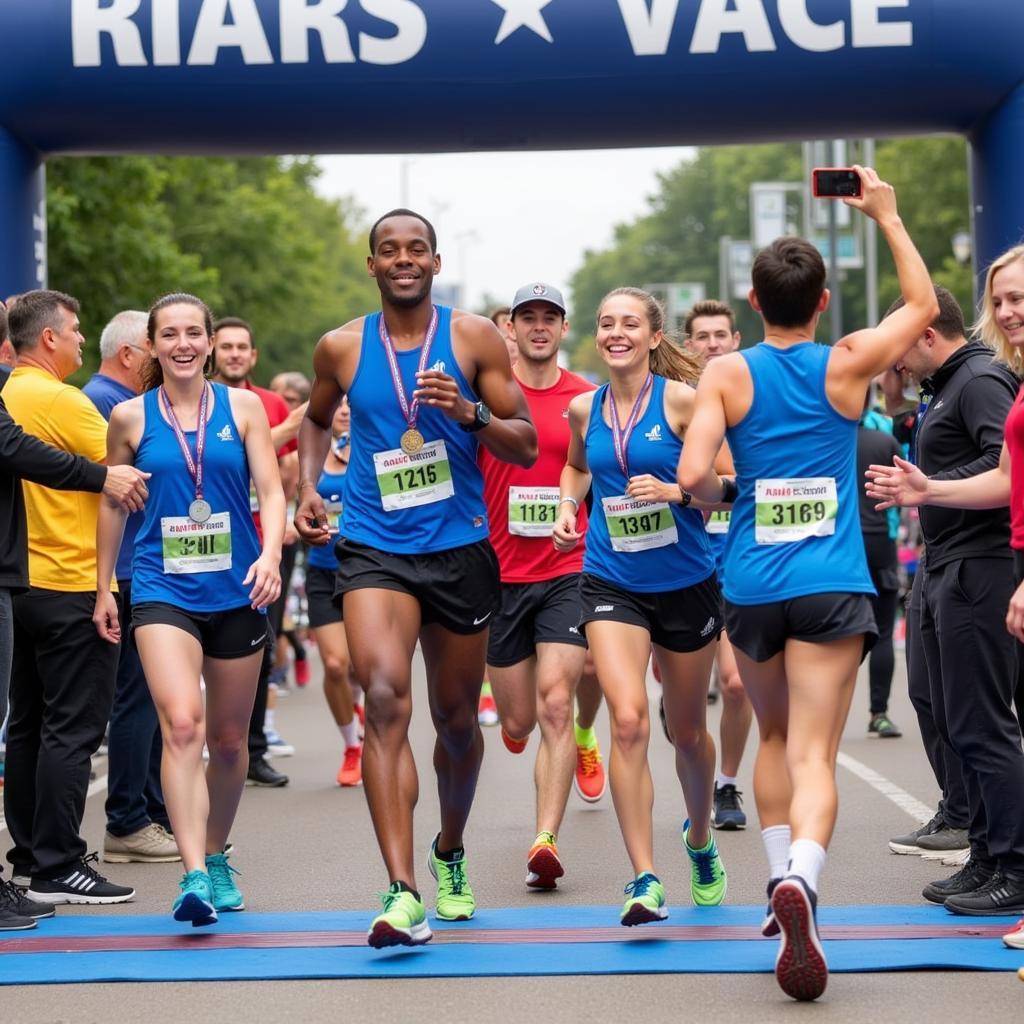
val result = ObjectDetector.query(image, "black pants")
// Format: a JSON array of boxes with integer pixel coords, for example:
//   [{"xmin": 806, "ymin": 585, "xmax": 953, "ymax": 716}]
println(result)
[
  {"xmin": 919, "ymin": 556, "xmax": 1024, "ymax": 874},
  {"xmin": 865, "ymin": 533, "xmax": 899, "ymax": 715},
  {"xmin": 4, "ymin": 589, "xmax": 119, "ymax": 878}
]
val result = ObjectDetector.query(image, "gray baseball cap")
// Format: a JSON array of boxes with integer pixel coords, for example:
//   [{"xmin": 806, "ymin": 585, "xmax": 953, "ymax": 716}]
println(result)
[{"xmin": 510, "ymin": 282, "xmax": 566, "ymax": 315}]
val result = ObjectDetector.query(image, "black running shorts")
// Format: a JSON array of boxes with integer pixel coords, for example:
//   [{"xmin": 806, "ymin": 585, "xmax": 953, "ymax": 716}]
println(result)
[
  {"xmin": 334, "ymin": 537, "xmax": 500, "ymax": 635},
  {"xmin": 305, "ymin": 564, "xmax": 343, "ymax": 629},
  {"xmin": 578, "ymin": 571, "xmax": 723, "ymax": 653},
  {"xmin": 487, "ymin": 573, "xmax": 588, "ymax": 668},
  {"xmin": 724, "ymin": 592, "xmax": 878, "ymax": 663},
  {"xmin": 132, "ymin": 602, "xmax": 269, "ymax": 659}
]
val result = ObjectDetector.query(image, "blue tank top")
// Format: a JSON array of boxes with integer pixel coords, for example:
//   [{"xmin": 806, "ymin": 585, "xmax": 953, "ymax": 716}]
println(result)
[
  {"xmin": 308, "ymin": 467, "xmax": 347, "ymax": 571},
  {"xmin": 583, "ymin": 375, "xmax": 714, "ymax": 592},
  {"xmin": 132, "ymin": 383, "xmax": 264, "ymax": 612},
  {"xmin": 723, "ymin": 343, "xmax": 874, "ymax": 604},
  {"xmin": 341, "ymin": 306, "xmax": 489, "ymax": 554}
]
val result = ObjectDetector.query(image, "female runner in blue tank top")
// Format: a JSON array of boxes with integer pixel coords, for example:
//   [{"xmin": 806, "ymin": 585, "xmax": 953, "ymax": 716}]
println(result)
[
  {"xmin": 679, "ymin": 167, "xmax": 937, "ymax": 1002},
  {"xmin": 553, "ymin": 287, "xmax": 730, "ymax": 926},
  {"xmin": 305, "ymin": 397, "xmax": 364, "ymax": 787},
  {"xmin": 94, "ymin": 293, "xmax": 285, "ymax": 927}
]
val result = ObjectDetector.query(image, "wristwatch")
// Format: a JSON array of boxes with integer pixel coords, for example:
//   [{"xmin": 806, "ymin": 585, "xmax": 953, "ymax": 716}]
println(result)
[{"xmin": 461, "ymin": 401, "xmax": 492, "ymax": 433}]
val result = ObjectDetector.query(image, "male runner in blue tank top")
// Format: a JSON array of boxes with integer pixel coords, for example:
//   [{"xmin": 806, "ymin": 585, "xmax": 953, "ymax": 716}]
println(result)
[
  {"xmin": 295, "ymin": 210, "xmax": 537, "ymax": 948},
  {"xmin": 679, "ymin": 166, "xmax": 937, "ymax": 1001}
]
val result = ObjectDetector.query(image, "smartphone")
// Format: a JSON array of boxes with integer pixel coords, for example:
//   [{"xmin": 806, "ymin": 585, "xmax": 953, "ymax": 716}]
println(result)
[{"xmin": 812, "ymin": 168, "xmax": 862, "ymax": 199}]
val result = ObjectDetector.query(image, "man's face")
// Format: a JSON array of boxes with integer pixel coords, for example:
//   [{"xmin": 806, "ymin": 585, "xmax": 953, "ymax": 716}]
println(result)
[
  {"xmin": 687, "ymin": 315, "xmax": 739, "ymax": 359},
  {"xmin": 123, "ymin": 330, "xmax": 148, "ymax": 393},
  {"xmin": 368, "ymin": 216, "xmax": 439, "ymax": 308},
  {"xmin": 50, "ymin": 305, "xmax": 85, "ymax": 379},
  {"xmin": 511, "ymin": 302, "xmax": 567, "ymax": 365},
  {"xmin": 213, "ymin": 326, "xmax": 256, "ymax": 383},
  {"xmin": 894, "ymin": 332, "xmax": 935, "ymax": 385}
]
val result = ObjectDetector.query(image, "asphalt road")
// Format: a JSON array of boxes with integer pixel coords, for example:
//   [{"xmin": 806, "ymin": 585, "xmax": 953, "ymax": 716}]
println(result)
[{"xmin": 4, "ymin": 647, "xmax": 1023, "ymax": 1022}]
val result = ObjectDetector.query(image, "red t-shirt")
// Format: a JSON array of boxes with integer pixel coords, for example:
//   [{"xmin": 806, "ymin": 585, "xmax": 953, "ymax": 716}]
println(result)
[
  {"xmin": 1005, "ymin": 383, "xmax": 1024, "ymax": 550},
  {"xmin": 240, "ymin": 380, "xmax": 294, "ymax": 541},
  {"xmin": 481, "ymin": 368, "xmax": 595, "ymax": 583}
]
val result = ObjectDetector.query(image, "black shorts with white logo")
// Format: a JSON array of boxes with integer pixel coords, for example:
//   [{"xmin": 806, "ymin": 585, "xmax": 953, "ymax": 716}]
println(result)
[
  {"xmin": 578, "ymin": 571, "xmax": 723, "ymax": 653},
  {"xmin": 132, "ymin": 602, "xmax": 269, "ymax": 660},
  {"xmin": 487, "ymin": 573, "xmax": 588, "ymax": 668},
  {"xmin": 305, "ymin": 564, "xmax": 343, "ymax": 629},
  {"xmin": 334, "ymin": 537, "xmax": 500, "ymax": 635},
  {"xmin": 724, "ymin": 592, "xmax": 878, "ymax": 663}
]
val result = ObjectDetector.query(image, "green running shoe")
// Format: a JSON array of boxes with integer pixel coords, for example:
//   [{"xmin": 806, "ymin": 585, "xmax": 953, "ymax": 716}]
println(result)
[
  {"xmin": 620, "ymin": 872, "xmax": 668, "ymax": 926},
  {"xmin": 427, "ymin": 834, "xmax": 476, "ymax": 921},
  {"xmin": 205, "ymin": 851, "xmax": 244, "ymax": 912},
  {"xmin": 683, "ymin": 819, "xmax": 728, "ymax": 906},
  {"xmin": 367, "ymin": 883, "xmax": 432, "ymax": 948},
  {"xmin": 172, "ymin": 869, "xmax": 216, "ymax": 928}
]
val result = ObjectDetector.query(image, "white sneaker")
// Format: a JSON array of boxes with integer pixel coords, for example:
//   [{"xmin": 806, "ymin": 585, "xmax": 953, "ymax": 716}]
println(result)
[
  {"xmin": 264, "ymin": 729, "xmax": 295, "ymax": 757},
  {"xmin": 103, "ymin": 823, "xmax": 181, "ymax": 864}
]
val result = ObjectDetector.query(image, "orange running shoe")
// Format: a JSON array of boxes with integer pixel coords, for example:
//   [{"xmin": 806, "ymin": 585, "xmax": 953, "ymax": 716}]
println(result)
[
  {"xmin": 501, "ymin": 726, "xmax": 528, "ymax": 754},
  {"xmin": 526, "ymin": 831, "xmax": 564, "ymax": 890},
  {"xmin": 337, "ymin": 744, "xmax": 362, "ymax": 787},
  {"xmin": 574, "ymin": 737, "xmax": 607, "ymax": 803}
]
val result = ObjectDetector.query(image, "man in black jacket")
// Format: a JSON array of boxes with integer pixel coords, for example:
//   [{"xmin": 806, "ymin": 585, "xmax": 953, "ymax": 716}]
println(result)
[{"xmin": 884, "ymin": 286, "xmax": 1024, "ymax": 914}]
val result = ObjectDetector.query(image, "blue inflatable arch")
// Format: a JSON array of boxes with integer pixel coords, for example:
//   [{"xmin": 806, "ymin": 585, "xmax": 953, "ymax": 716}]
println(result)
[{"xmin": 1, "ymin": 0, "xmax": 1022, "ymax": 294}]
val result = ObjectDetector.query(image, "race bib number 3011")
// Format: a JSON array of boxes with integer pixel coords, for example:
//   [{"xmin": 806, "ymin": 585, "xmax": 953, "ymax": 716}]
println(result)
[
  {"xmin": 161, "ymin": 513, "xmax": 232, "ymax": 574},
  {"xmin": 755, "ymin": 477, "xmax": 838, "ymax": 545},
  {"xmin": 602, "ymin": 495, "xmax": 678, "ymax": 553},
  {"xmin": 373, "ymin": 440, "xmax": 454, "ymax": 512}
]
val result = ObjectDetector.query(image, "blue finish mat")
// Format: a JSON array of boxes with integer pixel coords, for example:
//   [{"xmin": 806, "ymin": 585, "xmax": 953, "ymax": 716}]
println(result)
[{"xmin": 1, "ymin": 905, "xmax": 1021, "ymax": 985}]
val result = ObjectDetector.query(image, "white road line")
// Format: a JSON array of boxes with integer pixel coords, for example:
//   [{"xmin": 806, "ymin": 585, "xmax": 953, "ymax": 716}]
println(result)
[
  {"xmin": 836, "ymin": 751, "xmax": 933, "ymax": 822},
  {"xmin": 0, "ymin": 773, "xmax": 108, "ymax": 836}
]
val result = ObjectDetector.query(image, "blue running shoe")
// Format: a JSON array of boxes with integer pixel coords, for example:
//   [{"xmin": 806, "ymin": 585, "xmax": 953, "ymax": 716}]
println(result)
[
  {"xmin": 206, "ymin": 851, "xmax": 244, "ymax": 912},
  {"xmin": 173, "ymin": 870, "xmax": 216, "ymax": 927}
]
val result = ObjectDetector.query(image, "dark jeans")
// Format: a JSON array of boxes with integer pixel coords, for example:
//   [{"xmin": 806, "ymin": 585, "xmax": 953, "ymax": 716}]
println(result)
[
  {"xmin": 906, "ymin": 570, "xmax": 970, "ymax": 829},
  {"xmin": 104, "ymin": 582, "xmax": 168, "ymax": 837},
  {"xmin": 919, "ymin": 556, "xmax": 1024, "ymax": 874},
  {"xmin": 0, "ymin": 587, "xmax": 12, "ymax": 725},
  {"xmin": 865, "ymin": 533, "xmax": 899, "ymax": 715},
  {"xmin": 4, "ymin": 589, "xmax": 119, "ymax": 878}
]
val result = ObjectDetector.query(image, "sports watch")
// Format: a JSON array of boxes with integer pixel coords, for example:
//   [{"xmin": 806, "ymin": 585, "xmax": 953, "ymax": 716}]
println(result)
[{"xmin": 461, "ymin": 401, "xmax": 492, "ymax": 432}]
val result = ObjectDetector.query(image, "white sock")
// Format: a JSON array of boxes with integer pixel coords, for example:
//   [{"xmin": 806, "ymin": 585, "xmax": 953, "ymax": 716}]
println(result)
[
  {"xmin": 264, "ymin": 708, "xmax": 276, "ymax": 732},
  {"xmin": 340, "ymin": 719, "xmax": 360, "ymax": 749},
  {"xmin": 717, "ymin": 774, "xmax": 738, "ymax": 788},
  {"xmin": 762, "ymin": 825, "xmax": 791, "ymax": 880},
  {"xmin": 788, "ymin": 838, "xmax": 827, "ymax": 893}
]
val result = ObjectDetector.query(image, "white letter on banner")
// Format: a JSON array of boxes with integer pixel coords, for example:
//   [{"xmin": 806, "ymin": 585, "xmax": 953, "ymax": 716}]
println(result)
[
  {"xmin": 358, "ymin": 0, "xmax": 427, "ymax": 66},
  {"xmin": 188, "ymin": 0, "xmax": 273, "ymax": 66},
  {"xmin": 280, "ymin": 0, "xmax": 356, "ymax": 64},
  {"xmin": 690, "ymin": 0, "xmax": 776, "ymax": 54},
  {"xmin": 852, "ymin": 0, "xmax": 913, "ymax": 48},
  {"xmin": 616, "ymin": 0, "xmax": 681, "ymax": 57},
  {"xmin": 778, "ymin": 0, "xmax": 844, "ymax": 52},
  {"xmin": 72, "ymin": 0, "xmax": 146, "ymax": 67},
  {"xmin": 152, "ymin": 0, "xmax": 182, "ymax": 66}
]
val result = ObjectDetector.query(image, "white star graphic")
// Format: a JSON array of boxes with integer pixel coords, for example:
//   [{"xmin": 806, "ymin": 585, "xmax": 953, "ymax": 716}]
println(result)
[{"xmin": 491, "ymin": 0, "xmax": 555, "ymax": 45}]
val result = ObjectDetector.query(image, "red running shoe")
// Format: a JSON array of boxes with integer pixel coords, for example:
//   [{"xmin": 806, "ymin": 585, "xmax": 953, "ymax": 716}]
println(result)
[
  {"xmin": 771, "ymin": 875, "xmax": 827, "ymax": 1002},
  {"xmin": 336, "ymin": 745, "xmax": 362, "ymax": 787},
  {"xmin": 526, "ymin": 832, "xmax": 564, "ymax": 890},
  {"xmin": 501, "ymin": 726, "xmax": 528, "ymax": 754},
  {"xmin": 294, "ymin": 658, "xmax": 310, "ymax": 687}
]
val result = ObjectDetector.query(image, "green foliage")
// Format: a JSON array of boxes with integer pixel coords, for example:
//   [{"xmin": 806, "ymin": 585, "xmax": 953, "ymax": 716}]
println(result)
[
  {"xmin": 567, "ymin": 137, "xmax": 972, "ymax": 368},
  {"xmin": 47, "ymin": 155, "xmax": 377, "ymax": 386}
]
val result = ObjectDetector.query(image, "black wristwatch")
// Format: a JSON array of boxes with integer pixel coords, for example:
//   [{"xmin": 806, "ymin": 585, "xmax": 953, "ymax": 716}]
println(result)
[{"xmin": 461, "ymin": 401, "xmax": 492, "ymax": 433}]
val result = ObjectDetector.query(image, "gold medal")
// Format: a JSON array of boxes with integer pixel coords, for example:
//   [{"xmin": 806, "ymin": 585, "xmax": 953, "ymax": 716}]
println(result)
[{"xmin": 400, "ymin": 428, "xmax": 425, "ymax": 455}]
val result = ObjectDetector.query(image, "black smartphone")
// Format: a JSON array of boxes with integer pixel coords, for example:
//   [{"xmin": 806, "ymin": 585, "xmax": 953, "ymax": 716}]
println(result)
[{"xmin": 812, "ymin": 168, "xmax": 862, "ymax": 199}]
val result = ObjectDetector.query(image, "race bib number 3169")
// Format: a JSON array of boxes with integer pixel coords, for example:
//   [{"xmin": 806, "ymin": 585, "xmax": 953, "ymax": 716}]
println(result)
[{"xmin": 755, "ymin": 477, "xmax": 838, "ymax": 545}]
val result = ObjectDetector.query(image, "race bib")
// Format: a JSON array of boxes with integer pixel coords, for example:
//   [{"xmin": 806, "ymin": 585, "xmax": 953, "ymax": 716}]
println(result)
[
  {"xmin": 508, "ymin": 486, "xmax": 560, "ymax": 537},
  {"xmin": 161, "ymin": 513, "xmax": 232, "ymax": 574},
  {"xmin": 755, "ymin": 477, "xmax": 838, "ymax": 545},
  {"xmin": 706, "ymin": 509, "xmax": 731, "ymax": 535},
  {"xmin": 602, "ymin": 495, "xmax": 678, "ymax": 553},
  {"xmin": 373, "ymin": 440, "xmax": 454, "ymax": 512}
]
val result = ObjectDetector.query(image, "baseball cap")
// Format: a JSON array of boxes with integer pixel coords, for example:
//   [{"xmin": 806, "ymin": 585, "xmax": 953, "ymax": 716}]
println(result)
[{"xmin": 510, "ymin": 282, "xmax": 566, "ymax": 316}]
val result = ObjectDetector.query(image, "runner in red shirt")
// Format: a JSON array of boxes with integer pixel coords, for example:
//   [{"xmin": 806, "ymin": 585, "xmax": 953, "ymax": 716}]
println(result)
[{"xmin": 480, "ymin": 283, "xmax": 602, "ymax": 890}]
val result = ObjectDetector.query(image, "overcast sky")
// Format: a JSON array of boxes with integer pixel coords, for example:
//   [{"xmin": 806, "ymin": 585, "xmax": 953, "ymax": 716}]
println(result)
[{"xmin": 316, "ymin": 147, "xmax": 694, "ymax": 315}]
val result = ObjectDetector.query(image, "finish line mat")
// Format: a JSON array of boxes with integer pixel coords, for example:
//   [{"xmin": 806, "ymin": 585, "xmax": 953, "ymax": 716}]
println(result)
[{"xmin": 2, "ymin": 905, "xmax": 1021, "ymax": 985}]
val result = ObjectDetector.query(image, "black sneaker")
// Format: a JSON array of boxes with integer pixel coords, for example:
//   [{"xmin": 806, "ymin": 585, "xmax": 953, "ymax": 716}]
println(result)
[
  {"xmin": 869, "ymin": 713, "xmax": 902, "ymax": 738},
  {"xmin": 27, "ymin": 853, "xmax": 135, "ymax": 905},
  {"xmin": 889, "ymin": 811, "xmax": 944, "ymax": 855},
  {"xmin": 916, "ymin": 827, "xmax": 969, "ymax": 853},
  {"xmin": 1, "ymin": 874, "xmax": 55, "ymax": 919},
  {"xmin": 0, "ymin": 876, "xmax": 38, "ymax": 931},
  {"xmin": 922, "ymin": 858, "xmax": 995, "ymax": 905},
  {"xmin": 711, "ymin": 783, "xmax": 747, "ymax": 830},
  {"xmin": 944, "ymin": 871, "xmax": 1024, "ymax": 916},
  {"xmin": 246, "ymin": 755, "xmax": 289, "ymax": 787}
]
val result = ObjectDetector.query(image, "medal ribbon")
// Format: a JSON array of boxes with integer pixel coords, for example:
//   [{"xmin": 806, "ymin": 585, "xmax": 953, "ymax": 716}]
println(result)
[
  {"xmin": 608, "ymin": 373, "xmax": 653, "ymax": 481},
  {"xmin": 160, "ymin": 383, "xmax": 209, "ymax": 501},
  {"xmin": 378, "ymin": 305, "xmax": 440, "ymax": 432}
]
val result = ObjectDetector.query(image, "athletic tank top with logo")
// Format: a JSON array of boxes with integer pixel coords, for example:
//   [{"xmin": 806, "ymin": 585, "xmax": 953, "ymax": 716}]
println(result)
[
  {"xmin": 132, "ymin": 383, "xmax": 263, "ymax": 612},
  {"xmin": 723, "ymin": 342, "xmax": 874, "ymax": 605},
  {"xmin": 583, "ymin": 374, "xmax": 714, "ymax": 592},
  {"xmin": 308, "ymin": 467, "xmax": 347, "ymax": 571},
  {"xmin": 341, "ymin": 305, "xmax": 489, "ymax": 554}
]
